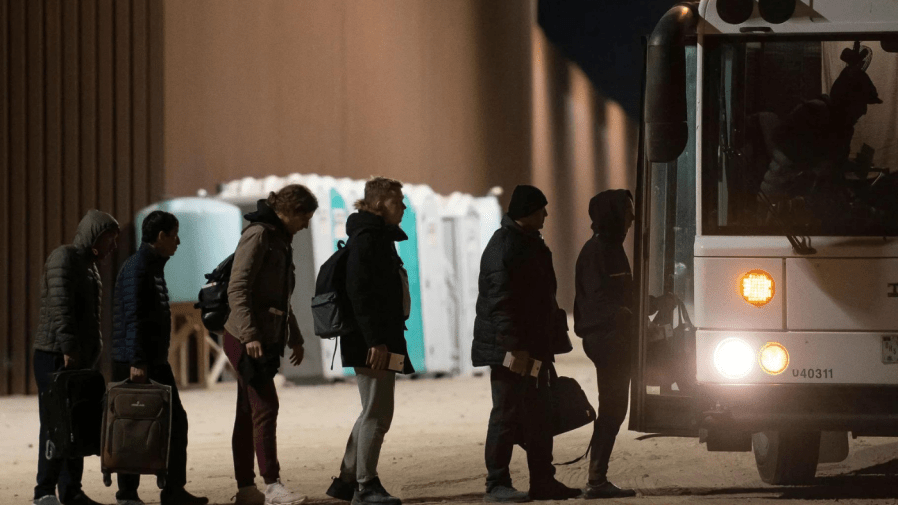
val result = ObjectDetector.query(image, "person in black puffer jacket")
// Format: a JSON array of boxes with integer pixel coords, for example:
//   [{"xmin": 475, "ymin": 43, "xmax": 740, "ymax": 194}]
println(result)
[
  {"xmin": 33, "ymin": 209, "xmax": 119, "ymax": 505},
  {"xmin": 574, "ymin": 189, "xmax": 674, "ymax": 500},
  {"xmin": 472, "ymin": 185, "xmax": 580, "ymax": 503},
  {"xmin": 325, "ymin": 177, "xmax": 412, "ymax": 505},
  {"xmin": 111, "ymin": 210, "xmax": 208, "ymax": 505}
]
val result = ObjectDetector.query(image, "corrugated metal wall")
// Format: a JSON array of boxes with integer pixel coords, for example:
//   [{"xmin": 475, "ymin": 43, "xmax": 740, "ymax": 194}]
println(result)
[{"xmin": 1, "ymin": 0, "xmax": 164, "ymax": 395}]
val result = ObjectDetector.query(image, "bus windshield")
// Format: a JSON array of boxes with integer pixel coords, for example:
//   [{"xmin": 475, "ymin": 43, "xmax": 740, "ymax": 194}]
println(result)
[{"xmin": 702, "ymin": 38, "xmax": 898, "ymax": 236}]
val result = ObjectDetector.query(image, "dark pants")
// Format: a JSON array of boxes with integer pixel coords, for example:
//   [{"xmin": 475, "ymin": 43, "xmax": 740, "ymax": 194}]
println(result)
[
  {"xmin": 223, "ymin": 331, "xmax": 281, "ymax": 487},
  {"xmin": 111, "ymin": 361, "xmax": 190, "ymax": 500},
  {"xmin": 34, "ymin": 350, "xmax": 85, "ymax": 502},
  {"xmin": 583, "ymin": 331, "xmax": 631, "ymax": 485},
  {"xmin": 484, "ymin": 364, "xmax": 555, "ymax": 492}
]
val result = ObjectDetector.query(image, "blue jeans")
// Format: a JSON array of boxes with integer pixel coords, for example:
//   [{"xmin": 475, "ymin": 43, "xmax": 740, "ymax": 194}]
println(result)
[{"xmin": 33, "ymin": 350, "xmax": 85, "ymax": 502}]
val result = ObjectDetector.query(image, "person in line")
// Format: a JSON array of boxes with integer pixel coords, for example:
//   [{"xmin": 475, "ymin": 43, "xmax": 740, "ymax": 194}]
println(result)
[
  {"xmin": 223, "ymin": 185, "xmax": 317, "ymax": 505},
  {"xmin": 574, "ymin": 190, "xmax": 674, "ymax": 499},
  {"xmin": 111, "ymin": 210, "xmax": 208, "ymax": 505},
  {"xmin": 32, "ymin": 209, "xmax": 120, "ymax": 505},
  {"xmin": 472, "ymin": 185, "xmax": 582, "ymax": 503},
  {"xmin": 325, "ymin": 177, "xmax": 413, "ymax": 505}
]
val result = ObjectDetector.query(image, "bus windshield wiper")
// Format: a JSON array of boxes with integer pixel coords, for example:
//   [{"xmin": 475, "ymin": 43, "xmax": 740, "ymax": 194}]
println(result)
[{"xmin": 758, "ymin": 191, "xmax": 817, "ymax": 255}]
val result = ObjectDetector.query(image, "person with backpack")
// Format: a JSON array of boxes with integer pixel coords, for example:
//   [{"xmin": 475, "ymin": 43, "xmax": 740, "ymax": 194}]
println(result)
[
  {"xmin": 111, "ymin": 210, "xmax": 208, "ymax": 505},
  {"xmin": 32, "ymin": 209, "xmax": 119, "ymax": 505},
  {"xmin": 324, "ymin": 177, "xmax": 413, "ymax": 505},
  {"xmin": 223, "ymin": 184, "xmax": 318, "ymax": 505},
  {"xmin": 573, "ymin": 190, "xmax": 675, "ymax": 499},
  {"xmin": 472, "ymin": 185, "xmax": 581, "ymax": 503}
]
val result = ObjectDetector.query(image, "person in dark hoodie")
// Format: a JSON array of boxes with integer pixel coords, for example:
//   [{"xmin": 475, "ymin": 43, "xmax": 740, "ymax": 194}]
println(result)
[
  {"xmin": 471, "ymin": 184, "xmax": 582, "ymax": 503},
  {"xmin": 32, "ymin": 209, "xmax": 119, "ymax": 505},
  {"xmin": 325, "ymin": 177, "xmax": 413, "ymax": 505},
  {"xmin": 574, "ymin": 189, "xmax": 674, "ymax": 499},
  {"xmin": 223, "ymin": 185, "xmax": 317, "ymax": 505},
  {"xmin": 111, "ymin": 210, "xmax": 207, "ymax": 505}
]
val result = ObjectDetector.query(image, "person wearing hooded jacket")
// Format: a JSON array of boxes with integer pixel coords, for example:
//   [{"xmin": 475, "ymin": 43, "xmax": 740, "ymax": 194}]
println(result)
[
  {"xmin": 471, "ymin": 185, "xmax": 582, "ymax": 503},
  {"xmin": 111, "ymin": 210, "xmax": 207, "ymax": 505},
  {"xmin": 32, "ymin": 209, "xmax": 120, "ymax": 505},
  {"xmin": 223, "ymin": 185, "xmax": 317, "ymax": 505},
  {"xmin": 325, "ymin": 177, "xmax": 413, "ymax": 505},
  {"xmin": 574, "ymin": 190, "xmax": 674, "ymax": 499}
]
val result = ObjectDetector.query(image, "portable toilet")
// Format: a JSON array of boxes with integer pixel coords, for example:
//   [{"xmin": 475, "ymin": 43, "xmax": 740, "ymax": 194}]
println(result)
[
  {"xmin": 313, "ymin": 176, "xmax": 358, "ymax": 379},
  {"xmin": 440, "ymin": 193, "xmax": 485, "ymax": 376},
  {"xmin": 473, "ymin": 195, "xmax": 503, "ymax": 254},
  {"xmin": 213, "ymin": 175, "xmax": 326, "ymax": 382},
  {"xmin": 402, "ymin": 184, "xmax": 455, "ymax": 375}
]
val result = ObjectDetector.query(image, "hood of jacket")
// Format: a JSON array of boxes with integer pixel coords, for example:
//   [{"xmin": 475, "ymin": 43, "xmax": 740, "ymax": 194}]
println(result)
[
  {"xmin": 588, "ymin": 189, "xmax": 632, "ymax": 242},
  {"xmin": 345, "ymin": 210, "xmax": 408, "ymax": 242},
  {"xmin": 72, "ymin": 209, "xmax": 120, "ymax": 252},
  {"xmin": 244, "ymin": 199, "xmax": 291, "ymax": 239}
]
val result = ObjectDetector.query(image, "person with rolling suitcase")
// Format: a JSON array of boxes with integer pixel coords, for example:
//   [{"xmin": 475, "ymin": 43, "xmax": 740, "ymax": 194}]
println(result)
[
  {"xmin": 32, "ymin": 209, "xmax": 120, "ymax": 505},
  {"xmin": 109, "ymin": 210, "xmax": 207, "ymax": 505}
]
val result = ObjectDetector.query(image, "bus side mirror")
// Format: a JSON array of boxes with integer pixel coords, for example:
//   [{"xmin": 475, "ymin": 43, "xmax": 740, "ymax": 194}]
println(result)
[{"xmin": 645, "ymin": 3, "xmax": 697, "ymax": 163}]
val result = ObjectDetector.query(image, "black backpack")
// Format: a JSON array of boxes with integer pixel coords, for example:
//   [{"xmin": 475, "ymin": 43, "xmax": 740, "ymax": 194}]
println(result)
[
  {"xmin": 194, "ymin": 253, "xmax": 235, "ymax": 333},
  {"xmin": 311, "ymin": 239, "xmax": 356, "ymax": 338}
]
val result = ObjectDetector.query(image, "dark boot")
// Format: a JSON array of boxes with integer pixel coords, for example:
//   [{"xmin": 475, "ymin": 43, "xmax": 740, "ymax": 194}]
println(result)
[
  {"xmin": 583, "ymin": 481, "xmax": 636, "ymax": 499},
  {"xmin": 528, "ymin": 480, "xmax": 581, "ymax": 501},
  {"xmin": 351, "ymin": 478, "xmax": 401, "ymax": 505},
  {"xmin": 327, "ymin": 476, "xmax": 358, "ymax": 502},
  {"xmin": 160, "ymin": 488, "xmax": 209, "ymax": 505},
  {"xmin": 587, "ymin": 424, "xmax": 620, "ymax": 485},
  {"xmin": 60, "ymin": 493, "xmax": 105, "ymax": 505}
]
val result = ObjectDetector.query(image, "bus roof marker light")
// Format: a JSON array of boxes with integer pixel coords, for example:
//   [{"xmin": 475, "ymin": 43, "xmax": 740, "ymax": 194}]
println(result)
[
  {"xmin": 759, "ymin": 342, "xmax": 790, "ymax": 375},
  {"xmin": 758, "ymin": 0, "xmax": 795, "ymax": 24},
  {"xmin": 714, "ymin": 338, "xmax": 754, "ymax": 380},
  {"xmin": 716, "ymin": 0, "xmax": 754, "ymax": 25},
  {"xmin": 740, "ymin": 270, "xmax": 775, "ymax": 307}
]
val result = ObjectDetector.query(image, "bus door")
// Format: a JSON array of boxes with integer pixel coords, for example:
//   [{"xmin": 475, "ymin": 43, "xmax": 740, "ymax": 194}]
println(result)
[{"xmin": 630, "ymin": 45, "xmax": 701, "ymax": 436}]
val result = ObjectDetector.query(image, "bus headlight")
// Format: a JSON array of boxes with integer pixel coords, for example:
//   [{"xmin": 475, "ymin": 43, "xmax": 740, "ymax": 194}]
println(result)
[
  {"xmin": 740, "ymin": 270, "xmax": 775, "ymax": 307},
  {"xmin": 759, "ymin": 342, "xmax": 789, "ymax": 375},
  {"xmin": 713, "ymin": 338, "xmax": 754, "ymax": 379}
]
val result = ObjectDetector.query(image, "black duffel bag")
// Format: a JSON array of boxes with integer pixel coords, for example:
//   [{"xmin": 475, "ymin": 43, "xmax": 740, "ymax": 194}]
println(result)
[
  {"xmin": 45, "ymin": 369, "xmax": 106, "ymax": 459},
  {"xmin": 549, "ymin": 373, "xmax": 596, "ymax": 437}
]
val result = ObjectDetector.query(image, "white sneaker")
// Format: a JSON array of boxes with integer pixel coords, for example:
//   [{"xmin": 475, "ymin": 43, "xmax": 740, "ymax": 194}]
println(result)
[
  {"xmin": 233, "ymin": 485, "xmax": 265, "ymax": 505},
  {"xmin": 264, "ymin": 480, "xmax": 306, "ymax": 505},
  {"xmin": 33, "ymin": 496, "xmax": 61, "ymax": 505}
]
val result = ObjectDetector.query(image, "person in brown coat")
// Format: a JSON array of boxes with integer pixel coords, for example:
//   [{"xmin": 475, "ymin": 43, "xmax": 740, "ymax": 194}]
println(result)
[{"xmin": 223, "ymin": 184, "xmax": 318, "ymax": 505}]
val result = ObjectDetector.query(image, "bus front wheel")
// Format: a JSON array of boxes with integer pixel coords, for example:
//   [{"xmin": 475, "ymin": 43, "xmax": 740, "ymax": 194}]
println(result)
[{"xmin": 752, "ymin": 431, "xmax": 820, "ymax": 485}]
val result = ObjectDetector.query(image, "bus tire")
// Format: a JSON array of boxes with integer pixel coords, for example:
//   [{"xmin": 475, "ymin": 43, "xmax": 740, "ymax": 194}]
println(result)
[{"xmin": 752, "ymin": 430, "xmax": 820, "ymax": 485}]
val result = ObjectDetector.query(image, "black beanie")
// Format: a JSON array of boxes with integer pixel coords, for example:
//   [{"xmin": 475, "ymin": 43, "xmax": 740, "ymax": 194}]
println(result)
[{"xmin": 507, "ymin": 185, "xmax": 548, "ymax": 219}]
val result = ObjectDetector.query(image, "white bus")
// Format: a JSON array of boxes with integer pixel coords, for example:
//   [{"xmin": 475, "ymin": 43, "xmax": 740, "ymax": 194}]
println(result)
[{"xmin": 632, "ymin": 0, "xmax": 898, "ymax": 484}]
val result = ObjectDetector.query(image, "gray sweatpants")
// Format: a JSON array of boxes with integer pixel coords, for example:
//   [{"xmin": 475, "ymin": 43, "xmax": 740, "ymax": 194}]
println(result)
[{"xmin": 340, "ymin": 367, "xmax": 396, "ymax": 485}]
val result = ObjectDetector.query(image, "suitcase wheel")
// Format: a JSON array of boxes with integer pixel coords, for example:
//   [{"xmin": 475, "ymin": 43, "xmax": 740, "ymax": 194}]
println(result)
[
  {"xmin": 103, "ymin": 472, "xmax": 112, "ymax": 487},
  {"xmin": 157, "ymin": 475, "xmax": 166, "ymax": 489}
]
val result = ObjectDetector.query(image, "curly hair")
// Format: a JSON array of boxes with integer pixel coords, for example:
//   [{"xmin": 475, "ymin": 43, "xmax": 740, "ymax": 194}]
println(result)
[
  {"xmin": 267, "ymin": 184, "xmax": 319, "ymax": 216},
  {"xmin": 355, "ymin": 176, "xmax": 403, "ymax": 213}
]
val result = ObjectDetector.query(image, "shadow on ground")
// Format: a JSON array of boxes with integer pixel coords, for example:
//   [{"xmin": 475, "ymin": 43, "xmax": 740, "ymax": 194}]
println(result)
[{"xmin": 638, "ymin": 458, "xmax": 898, "ymax": 500}]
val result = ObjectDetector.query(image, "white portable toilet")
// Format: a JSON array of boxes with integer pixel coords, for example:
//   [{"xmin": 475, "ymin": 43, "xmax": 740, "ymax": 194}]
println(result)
[
  {"xmin": 473, "ymin": 195, "xmax": 503, "ymax": 252},
  {"xmin": 405, "ymin": 184, "xmax": 456, "ymax": 375},
  {"xmin": 440, "ymin": 192, "xmax": 486, "ymax": 376}
]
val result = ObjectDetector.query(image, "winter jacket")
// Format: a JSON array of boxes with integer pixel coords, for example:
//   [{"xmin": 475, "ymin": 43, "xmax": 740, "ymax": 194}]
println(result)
[
  {"xmin": 112, "ymin": 242, "xmax": 173, "ymax": 366},
  {"xmin": 33, "ymin": 210, "xmax": 120, "ymax": 367},
  {"xmin": 472, "ymin": 214, "xmax": 563, "ymax": 366},
  {"xmin": 224, "ymin": 200, "xmax": 303, "ymax": 353},
  {"xmin": 573, "ymin": 190, "xmax": 634, "ymax": 339},
  {"xmin": 339, "ymin": 210, "xmax": 414, "ymax": 374}
]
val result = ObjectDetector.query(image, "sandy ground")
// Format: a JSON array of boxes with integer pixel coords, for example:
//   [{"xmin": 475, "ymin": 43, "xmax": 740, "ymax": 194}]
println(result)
[{"xmin": 2, "ymin": 344, "xmax": 897, "ymax": 505}]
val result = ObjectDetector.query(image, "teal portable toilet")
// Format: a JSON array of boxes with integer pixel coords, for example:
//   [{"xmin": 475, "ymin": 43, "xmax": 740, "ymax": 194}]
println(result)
[
  {"xmin": 135, "ymin": 197, "xmax": 242, "ymax": 303},
  {"xmin": 396, "ymin": 192, "xmax": 427, "ymax": 374}
]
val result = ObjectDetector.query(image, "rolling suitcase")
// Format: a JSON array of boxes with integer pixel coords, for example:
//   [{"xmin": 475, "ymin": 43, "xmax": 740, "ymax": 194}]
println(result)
[
  {"xmin": 100, "ymin": 379, "xmax": 172, "ymax": 489},
  {"xmin": 44, "ymin": 369, "xmax": 106, "ymax": 460}
]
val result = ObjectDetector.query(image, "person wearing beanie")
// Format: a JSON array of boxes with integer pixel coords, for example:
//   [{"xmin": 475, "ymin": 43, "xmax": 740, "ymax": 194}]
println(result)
[{"xmin": 472, "ymin": 185, "xmax": 581, "ymax": 502}]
